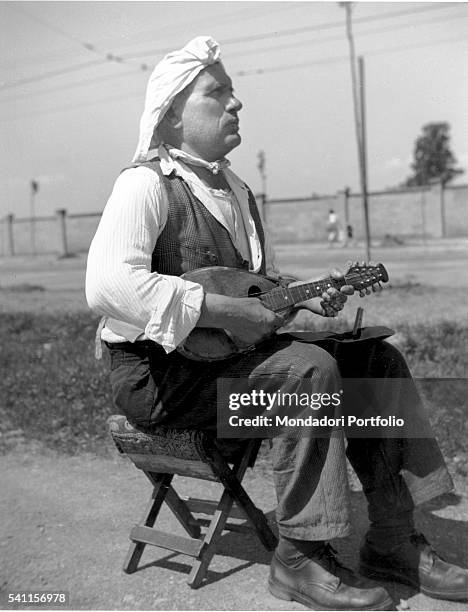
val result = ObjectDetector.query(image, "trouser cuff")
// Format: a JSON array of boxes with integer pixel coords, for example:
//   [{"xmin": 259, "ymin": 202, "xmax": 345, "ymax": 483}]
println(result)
[{"xmin": 278, "ymin": 521, "xmax": 352, "ymax": 541}]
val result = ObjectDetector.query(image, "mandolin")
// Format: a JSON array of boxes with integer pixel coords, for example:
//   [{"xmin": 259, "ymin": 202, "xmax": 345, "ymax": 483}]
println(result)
[{"xmin": 177, "ymin": 263, "xmax": 389, "ymax": 361}]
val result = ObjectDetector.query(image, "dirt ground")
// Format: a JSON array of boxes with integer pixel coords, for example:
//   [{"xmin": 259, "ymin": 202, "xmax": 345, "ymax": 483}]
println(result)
[
  {"xmin": 1, "ymin": 446, "xmax": 467, "ymax": 611},
  {"xmin": 1, "ymin": 240, "xmax": 468, "ymax": 611}
]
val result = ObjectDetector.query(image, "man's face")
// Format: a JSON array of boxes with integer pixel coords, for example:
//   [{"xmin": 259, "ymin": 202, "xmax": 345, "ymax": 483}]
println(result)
[{"xmin": 176, "ymin": 62, "xmax": 242, "ymax": 161}]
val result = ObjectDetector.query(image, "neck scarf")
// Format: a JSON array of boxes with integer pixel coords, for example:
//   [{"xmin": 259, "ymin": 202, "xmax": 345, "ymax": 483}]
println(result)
[{"xmin": 166, "ymin": 146, "xmax": 231, "ymax": 175}]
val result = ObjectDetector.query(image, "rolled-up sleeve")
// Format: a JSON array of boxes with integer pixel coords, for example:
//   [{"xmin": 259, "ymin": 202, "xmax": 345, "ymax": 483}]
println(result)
[{"xmin": 85, "ymin": 166, "xmax": 205, "ymax": 353}]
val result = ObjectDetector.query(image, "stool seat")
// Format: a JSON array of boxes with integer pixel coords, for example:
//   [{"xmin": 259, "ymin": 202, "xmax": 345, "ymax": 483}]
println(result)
[
  {"xmin": 108, "ymin": 414, "xmax": 277, "ymax": 588},
  {"xmin": 109, "ymin": 414, "xmax": 212, "ymax": 460}
]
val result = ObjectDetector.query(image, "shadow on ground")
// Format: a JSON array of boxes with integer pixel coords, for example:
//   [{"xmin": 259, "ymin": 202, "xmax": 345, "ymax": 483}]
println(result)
[
  {"xmin": 125, "ymin": 487, "xmax": 468, "ymax": 609},
  {"xmin": 1, "ymin": 451, "xmax": 467, "ymax": 611}
]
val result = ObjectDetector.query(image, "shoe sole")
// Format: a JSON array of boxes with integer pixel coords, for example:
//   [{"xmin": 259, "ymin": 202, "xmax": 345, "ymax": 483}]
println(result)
[
  {"xmin": 268, "ymin": 578, "xmax": 394, "ymax": 611},
  {"xmin": 359, "ymin": 562, "xmax": 468, "ymax": 602}
]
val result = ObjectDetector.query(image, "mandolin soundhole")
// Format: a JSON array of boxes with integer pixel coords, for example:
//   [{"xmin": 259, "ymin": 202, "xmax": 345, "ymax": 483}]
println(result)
[{"xmin": 247, "ymin": 285, "xmax": 262, "ymax": 297}]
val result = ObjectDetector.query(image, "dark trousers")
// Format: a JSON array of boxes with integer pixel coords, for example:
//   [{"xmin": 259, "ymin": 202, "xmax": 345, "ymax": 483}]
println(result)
[{"xmin": 107, "ymin": 334, "xmax": 453, "ymax": 540}]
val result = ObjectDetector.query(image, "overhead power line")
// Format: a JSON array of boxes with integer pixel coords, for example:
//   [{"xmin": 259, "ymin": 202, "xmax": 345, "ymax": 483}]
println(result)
[
  {"xmin": 223, "ymin": 9, "xmax": 468, "ymax": 60},
  {"xmin": 233, "ymin": 34, "xmax": 468, "ymax": 77},
  {"xmin": 1, "ymin": 2, "xmax": 295, "ymax": 70},
  {"xmin": 2, "ymin": 33, "xmax": 466, "ymax": 122},
  {"xmin": 0, "ymin": 69, "xmax": 140, "ymax": 104},
  {"xmin": 122, "ymin": 3, "xmax": 459, "ymax": 59},
  {"xmin": 0, "ymin": 3, "xmax": 152, "ymax": 91},
  {"xmin": 2, "ymin": 89, "xmax": 143, "ymax": 122},
  {"xmin": 0, "ymin": 59, "xmax": 106, "ymax": 90},
  {"xmin": 2, "ymin": 6, "xmax": 465, "ymax": 103},
  {"xmin": 106, "ymin": 3, "xmax": 297, "ymax": 51},
  {"xmin": 1, "ymin": 2, "xmax": 458, "ymax": 92}
]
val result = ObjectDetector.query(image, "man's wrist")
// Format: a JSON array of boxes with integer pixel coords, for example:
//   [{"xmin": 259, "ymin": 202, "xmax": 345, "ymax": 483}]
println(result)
[{"xmin": 197, "ymin": 293, "xmax": 236, "ymax": 329}]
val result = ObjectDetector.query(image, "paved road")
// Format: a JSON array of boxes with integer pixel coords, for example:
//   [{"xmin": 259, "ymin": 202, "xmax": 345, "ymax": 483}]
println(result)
[
  {"xmin": 275, "ymin": 240, "xmax": 468, "ymax": 288},
  {"xmin": 1, "ymin": 239, "xmax": 467, "ymax": 294}
]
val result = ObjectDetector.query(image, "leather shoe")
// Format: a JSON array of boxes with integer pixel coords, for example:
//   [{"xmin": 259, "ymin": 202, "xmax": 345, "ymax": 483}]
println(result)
[
  {"xmin": 269, "ymin": 544, "xmax": 393, "ymax": 610},
  {"xmin": 359, "ymin": 531, "xmax": 468, "ymax": 601}
]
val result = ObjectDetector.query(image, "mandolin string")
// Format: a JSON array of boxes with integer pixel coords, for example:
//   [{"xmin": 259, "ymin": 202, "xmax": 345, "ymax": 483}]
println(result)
[{"xmin": 260, "ymin": 268, "xmax": 383, "ymax": 310}]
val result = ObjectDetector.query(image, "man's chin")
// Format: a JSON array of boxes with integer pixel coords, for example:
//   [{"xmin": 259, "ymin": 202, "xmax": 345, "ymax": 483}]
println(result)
[{"xmin": 225, "ymin": 133, "xmax": 241, "ymax": 154}]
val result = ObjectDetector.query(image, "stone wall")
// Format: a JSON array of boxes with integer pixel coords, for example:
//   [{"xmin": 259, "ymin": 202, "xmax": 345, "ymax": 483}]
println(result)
[
  {"xmin": 1, "ymin": 183, "xmax": 467, "ymax": 255},
  {"xmin": 265, "ymin": 183, "xmax": 468, "ymax": 243}
]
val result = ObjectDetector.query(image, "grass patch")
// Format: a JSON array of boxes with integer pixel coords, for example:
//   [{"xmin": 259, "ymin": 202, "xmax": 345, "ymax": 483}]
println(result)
[
  {"xmin": 1, "ymin": 312, "xmax": 467, "ymax": 474},
  {"xmin": 1, "ymin": 312, "xmax": 111, "ymax": 455}
]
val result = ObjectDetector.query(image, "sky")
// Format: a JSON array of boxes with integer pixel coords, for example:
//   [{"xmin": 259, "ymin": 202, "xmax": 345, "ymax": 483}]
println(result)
[{"xmin": 1, "ymin": 0, "xmax": 467, "ymax": 218}]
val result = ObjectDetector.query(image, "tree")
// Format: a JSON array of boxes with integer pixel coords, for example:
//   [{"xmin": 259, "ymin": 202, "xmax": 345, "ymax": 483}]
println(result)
[{"xmin": 406, "ymin": 122, "xmax": 464, "ymax": 186}]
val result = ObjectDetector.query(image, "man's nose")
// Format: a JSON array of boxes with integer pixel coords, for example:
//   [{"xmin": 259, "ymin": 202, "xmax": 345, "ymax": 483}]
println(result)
[{"xmin": 228, "ymin": 94, "xmax": 242, "ymax": 112}]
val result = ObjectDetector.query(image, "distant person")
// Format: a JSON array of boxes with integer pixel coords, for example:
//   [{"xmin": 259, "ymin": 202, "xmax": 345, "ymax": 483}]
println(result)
[
  {"xmin": 344, "ymin": 223, "xmax": 355, "ymax": 247},
  {"xmin": 86, "ymin": 36, "xmax": 467, "ymax": 611},
  {"xmin": 326, "ymin": 208, "xmax": 340, "ymax": 246}
]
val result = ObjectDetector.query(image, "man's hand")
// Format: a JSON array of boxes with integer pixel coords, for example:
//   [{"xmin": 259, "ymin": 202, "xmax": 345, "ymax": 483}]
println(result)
[
  {"xmin": 198, "ymin": 294, "xmax": 288, "ymax": 345},
  {"xmin": 226, "ymin": 297, "xmax": 291, "ymax": 345},
  {"xmin": 289, "ymin": 264, "xmax": 355, "ymax": 318}
]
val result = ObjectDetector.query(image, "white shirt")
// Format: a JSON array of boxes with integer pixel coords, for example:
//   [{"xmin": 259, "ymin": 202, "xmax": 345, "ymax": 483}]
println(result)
[{"xmin": 85, "ymin": 147, "xmax": 279, "ymax": 353}]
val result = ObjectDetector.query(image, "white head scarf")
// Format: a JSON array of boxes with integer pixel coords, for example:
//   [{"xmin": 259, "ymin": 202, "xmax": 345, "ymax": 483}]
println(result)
[{"xmin": 132, "ymin": 36, "xmax": 221, "ymax": 163}]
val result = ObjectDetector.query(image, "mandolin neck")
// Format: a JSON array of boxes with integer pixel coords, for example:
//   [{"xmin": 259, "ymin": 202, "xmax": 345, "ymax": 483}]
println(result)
[{"xmin": 260, "ymin": 277, "xmax": 347, "ymax": 312}]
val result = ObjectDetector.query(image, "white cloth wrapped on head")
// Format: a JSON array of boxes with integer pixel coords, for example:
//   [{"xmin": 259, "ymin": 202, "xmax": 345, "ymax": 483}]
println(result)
[{"xmin": 132, "ymin": 36, "xmax": 221, "ymax": 163}]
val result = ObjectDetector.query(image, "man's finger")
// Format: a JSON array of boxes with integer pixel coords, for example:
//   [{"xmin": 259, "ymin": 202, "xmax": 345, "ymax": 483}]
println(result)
[
  {"xmin": 329, "ymin": 288, "xmax": 348, "ymax": 303},
  {"xmin": 321, "ymin": 303, "xmax": 337, "ymax": 317},
  {"xmin": 340, "ymin": 284, "xmax": 355, "ymax": 295}
]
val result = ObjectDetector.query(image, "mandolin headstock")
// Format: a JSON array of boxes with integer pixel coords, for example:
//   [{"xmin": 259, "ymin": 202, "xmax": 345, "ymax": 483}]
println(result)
[{"xmin": 343, "ymin": 262, "xmax": 389, "ymax": 292}]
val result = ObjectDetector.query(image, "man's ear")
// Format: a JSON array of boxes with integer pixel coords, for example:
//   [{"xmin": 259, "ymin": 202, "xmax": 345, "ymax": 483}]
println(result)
[{"xmin": 164, "ymin": 106, "xmax": 182, "ymax": 129}]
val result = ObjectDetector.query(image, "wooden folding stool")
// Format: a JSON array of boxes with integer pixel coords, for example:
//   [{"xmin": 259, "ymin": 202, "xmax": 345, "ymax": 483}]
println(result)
[{"xmin": 108, "ymin": 415, "xmax": 277, "ymax": 588}]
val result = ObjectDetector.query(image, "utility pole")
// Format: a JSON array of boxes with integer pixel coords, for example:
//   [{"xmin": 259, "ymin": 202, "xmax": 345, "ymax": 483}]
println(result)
[
  {"xmin": 341, "ymin": 2, "xmax": 371, "ymax": 260},
  {"xmin": 257, "ymin": 150, "xmax": 267, "ymax": 221},
  {"xmin": 30, "ymin": 179, "xmax": 39, "ymax": 255},
  {"xmin": 358, "ymin": 56, "xmax": 371, "ymax": 261},
  {"xmin": 257, "ymin": 150, "xmax": 267, "ymax": 195}
]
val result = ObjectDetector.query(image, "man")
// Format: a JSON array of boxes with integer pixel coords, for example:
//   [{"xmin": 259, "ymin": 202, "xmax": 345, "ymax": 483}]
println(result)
[
  {"xmin": 326, "ymin": 208, "xmax": 340, "ymax": 246},
  {"xmin": 86, "ymin": 37, "xmax": 467, "ymax": 610}
]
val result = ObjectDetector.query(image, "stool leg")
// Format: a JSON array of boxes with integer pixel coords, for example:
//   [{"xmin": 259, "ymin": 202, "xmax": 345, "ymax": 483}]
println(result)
[
  {"xmin": 123, "ymin": 472, "xmax": 173, "ymax": 574},
  {"xmin": 187, "ymin": 487, "xmax": 235, "ymax": 589},
  {"xmin": 145, "ymin": 471, "xmax": 201, "ymax": 539},
  {"xmin": 165, "ymin": 487, "xmax": 202, "ymax": 539},
  {"xmin": 188, "ymin": 440, "xmax": 268, "ymax": 588},
  {"xmin": 208, "ymin": 444, "xmax": 278, "ymax": 551}
]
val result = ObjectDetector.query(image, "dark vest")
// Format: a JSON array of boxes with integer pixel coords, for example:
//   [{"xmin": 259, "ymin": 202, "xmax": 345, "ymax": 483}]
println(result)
[{"xmin": 137, "ymin": 160, "xmax": 266, "ymax": 276}]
